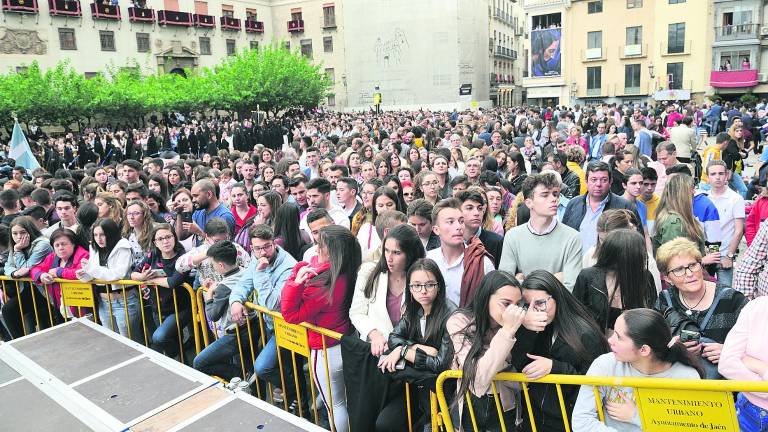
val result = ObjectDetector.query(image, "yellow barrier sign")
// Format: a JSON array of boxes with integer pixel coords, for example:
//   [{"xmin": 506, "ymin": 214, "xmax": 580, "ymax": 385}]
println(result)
[
  {"xmin": 274, "ymin": 318, "xmax": 310, "ymax": 358},
  {"xmin": 636, "ymin": 388, "xmax": 739, "ymax": 431},
  {"xmin": 61, "ymin": 282, "xmax": 95, "ymax": 308}
]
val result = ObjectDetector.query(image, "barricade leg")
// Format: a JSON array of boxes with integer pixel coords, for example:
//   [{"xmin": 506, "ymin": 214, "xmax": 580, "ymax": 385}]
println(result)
[
  {"xmin": 97, "ymin": 289, "xmax": 143, "ymax": 343},
  {"xmin": 151, "ymin": 308, "xmax": 192, "ymax": 359},
  {"xmin": 310, "ymin": 343, "xmax": 348, "ymax": 432}
]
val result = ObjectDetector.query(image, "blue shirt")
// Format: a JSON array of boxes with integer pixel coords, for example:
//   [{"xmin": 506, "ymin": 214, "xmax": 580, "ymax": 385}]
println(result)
[
  {"xmin": 693, "ymin": 193, "xmax": 721, "ymax": 242},
  {"xmin": 192, "ymin": 203, "xmax": 236, "ymax": 245},
  {"xmin": 635, "ymin": 200, "xmax": 647, "ymax": 227},
  {"xmin": 578, "ymin": 194, "xmax": 609, "ymax": 254},
  {"xmin": 635, "ymin": 129, "xmax": 653, "ymax": 157}
]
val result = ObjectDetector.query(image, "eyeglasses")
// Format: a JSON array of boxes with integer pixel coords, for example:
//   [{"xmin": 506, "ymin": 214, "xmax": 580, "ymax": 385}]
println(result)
[
  {"xmin": 252, "ymin": 243, "xmax": 274, "ymax": 253},
  {"xmin": 422, "ymin": 180, "xmax": 440, "ymax": 187},
  {"xmin": 523, "ymin": 295, "xmax": 552, "ymax": 312},
  {"xmin": 403, "ymin": 192, "xmax": 414, "ymax": 197},
  {"xmin": 667, "ymin": 262, "xmax": 702, "ymax": 277},
  {"xmin": 154, "ymin": 235, "xmax": 175, "ymax": 243},
  {"xmin": 409, "ymin": 282, "xmax": 439, "ymax": 293},
  {"xmin": 127, "ymin": 211, "xmax": 143, "ymax": 217}
]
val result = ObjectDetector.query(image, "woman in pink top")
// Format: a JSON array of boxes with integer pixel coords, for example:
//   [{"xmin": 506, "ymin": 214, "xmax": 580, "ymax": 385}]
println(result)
[
  {"xmin": 566, "ymin": 126, "xmax": 588, "ymax": 154},
  {"xmin": 719, "ymin": 296, "xmax": 768, "ymax": 431}
]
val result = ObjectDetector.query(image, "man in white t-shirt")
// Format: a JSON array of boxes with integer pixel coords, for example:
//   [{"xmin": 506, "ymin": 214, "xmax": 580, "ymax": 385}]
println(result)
[
  {"xmin": 706, "ymin": 160, "xmax": 745, "ymax": 288},
  {"xmin": 299, "ymin": 178, "xmax": 349, "ymax": 238}
]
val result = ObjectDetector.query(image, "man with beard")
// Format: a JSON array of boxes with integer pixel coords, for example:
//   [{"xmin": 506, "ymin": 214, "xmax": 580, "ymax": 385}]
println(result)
[
  {"xmin": 298, "ymin": 177, "xmax": 349, "ymax": 237},
  {"xmin": 187, "ymin": 179, "xmax": 236, "ymax": 245}
]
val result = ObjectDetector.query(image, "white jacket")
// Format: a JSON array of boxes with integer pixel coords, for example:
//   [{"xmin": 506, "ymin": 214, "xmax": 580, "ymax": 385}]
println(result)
[
  {"xmin": 78, "ymin": 238, "xmax": 134, "ymax": 292},
  {"xmin": 349, "ymin": 262, "xmax": 403, "ymax": 341}
]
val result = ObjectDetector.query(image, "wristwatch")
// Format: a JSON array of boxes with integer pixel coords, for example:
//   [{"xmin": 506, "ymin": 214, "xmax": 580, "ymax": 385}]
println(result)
[{"xmin": 726, "ymin": 252, "xmax": 735, "ymax": 259}]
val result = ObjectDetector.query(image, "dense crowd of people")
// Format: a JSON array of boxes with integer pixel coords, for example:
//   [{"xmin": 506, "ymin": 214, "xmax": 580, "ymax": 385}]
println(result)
[{"xmin": 1, "ymin": 100, "xmax": 768, "ymax": 431}]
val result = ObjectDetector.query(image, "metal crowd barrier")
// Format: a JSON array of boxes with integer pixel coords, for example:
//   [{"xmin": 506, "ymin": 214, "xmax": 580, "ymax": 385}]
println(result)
[
  {"xmin": 0, "ymin": 276, "xmax": 201, "ymax": 363},
  {"xmin": 194, "ymin": 287, "xmax": 442, "ymax": 432},
  {"xmin": 434, "ymin": 370, "xmax": 768, "ymax": 432}
]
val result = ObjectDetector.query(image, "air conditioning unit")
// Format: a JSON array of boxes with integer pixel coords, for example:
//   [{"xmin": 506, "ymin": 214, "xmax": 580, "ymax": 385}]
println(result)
[
  {"xmin": 759, "ymin": 73, "xmax": 767, "ymax": 83},
  {"xmin": 761, "ymin": 26, "xmax": 768, "ymax": 37}
]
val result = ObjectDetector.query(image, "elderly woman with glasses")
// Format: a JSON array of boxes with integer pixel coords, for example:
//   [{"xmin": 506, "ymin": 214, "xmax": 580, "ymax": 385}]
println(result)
[{"xmin": 653, "ymin": 237, "xmax": 747, "ymax": 379}]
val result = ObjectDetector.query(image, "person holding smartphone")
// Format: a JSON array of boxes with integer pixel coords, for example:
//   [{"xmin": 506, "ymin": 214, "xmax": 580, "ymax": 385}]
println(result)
[
  {"xmin": 131, "ymin": 223, "xmax": 193, "ymax": 359},
  {"xmin": 653, "ymin": 237, "xmax": 747, "ymax": 379}
]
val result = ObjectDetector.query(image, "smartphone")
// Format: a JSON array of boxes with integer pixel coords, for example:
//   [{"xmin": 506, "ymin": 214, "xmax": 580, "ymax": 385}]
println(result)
[
  {"xmin": 680, "ymin": 329, "xmax": 701, "ymax": 343},
  {"xmin": 181, "ymin": 211, "xmax": 193, "ymax": 223},
  {"xmin": 151, "ymin": 269, "xmax": 167, "ymax": 278},
  {"xmin": 707, "ymin": 244, "xmax": 720, "ymax": 254},
  {"xmin": 395, "ymin": 359, "xmax": 406, "ymax": 371}
]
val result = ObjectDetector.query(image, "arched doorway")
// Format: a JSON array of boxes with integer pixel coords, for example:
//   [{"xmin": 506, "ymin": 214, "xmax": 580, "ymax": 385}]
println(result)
[{"xmin": 169, "ymin": 68, "xmax": 187, "ymax": 78}]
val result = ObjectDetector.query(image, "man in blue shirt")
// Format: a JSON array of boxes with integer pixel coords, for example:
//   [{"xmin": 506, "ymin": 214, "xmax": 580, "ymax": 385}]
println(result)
[
  {"xmin": 187, "ymin": 179, "xmax": 236, "ymax": 245},
  {"xmin": 706, "ymin": 101, "xmax": 722, "ymax": 135},
  {"xmin": 588, "ymin": 122, "xmax": 607, "ymax": 160}
]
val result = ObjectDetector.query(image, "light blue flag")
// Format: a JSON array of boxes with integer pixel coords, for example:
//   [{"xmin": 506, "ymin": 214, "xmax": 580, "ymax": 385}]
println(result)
[{"xmin": 8, "ymin": 119, "xmax": 40, "ymax": 171}]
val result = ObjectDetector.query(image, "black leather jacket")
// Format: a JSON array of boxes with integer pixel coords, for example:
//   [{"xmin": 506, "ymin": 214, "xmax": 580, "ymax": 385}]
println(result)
[{"xmin": 388, "ymin": 302, "xmax": 457, "ymax": 374}]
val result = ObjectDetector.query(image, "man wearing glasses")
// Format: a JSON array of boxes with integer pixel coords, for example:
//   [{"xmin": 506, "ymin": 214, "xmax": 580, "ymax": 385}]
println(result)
[{"xmin": 228, "ymin": 225, "xmax": 298, "ymax": 394}]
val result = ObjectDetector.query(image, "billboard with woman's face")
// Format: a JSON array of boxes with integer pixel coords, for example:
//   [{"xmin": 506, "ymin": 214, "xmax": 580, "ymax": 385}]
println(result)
[
  {"xmin": 530, "ymin": 13, "xmax": 562, "ymax": 78},
  {"xmin": 531, "ymin": 28, "xmax": 561, "ymax": 77}
]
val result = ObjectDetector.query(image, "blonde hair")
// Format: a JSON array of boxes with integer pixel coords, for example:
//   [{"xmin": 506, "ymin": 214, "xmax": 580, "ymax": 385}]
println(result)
[
  {"xmin": 655, "ymin": 237, "xmax": 702, "ymax": 274},
  {"xmin": 95, "ymin": 192, "xmax": 124, "ymax": 226},
  {"xmin": 654, "ymin": 174, "xmax": 705, "ymax": 244}
]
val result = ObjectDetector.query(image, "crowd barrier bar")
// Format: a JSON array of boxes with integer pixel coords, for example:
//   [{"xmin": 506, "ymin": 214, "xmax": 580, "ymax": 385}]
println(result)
[
  {"xmin": 435, "ymin": 370, "xmax": 768, "ymax": 432},
  {"xmin": 0, "ymin": 277, "xmax": 201, "ymax": 362}
]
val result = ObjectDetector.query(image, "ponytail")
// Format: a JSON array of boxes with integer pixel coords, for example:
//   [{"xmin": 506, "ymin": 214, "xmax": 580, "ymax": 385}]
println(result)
[
  {"xmin": 622, "ymin": 309, "xmax": 704, "ymax": 378},
  {"xmin": 659, "ymin": 340, "xmax": 705, "ymax": 379}
]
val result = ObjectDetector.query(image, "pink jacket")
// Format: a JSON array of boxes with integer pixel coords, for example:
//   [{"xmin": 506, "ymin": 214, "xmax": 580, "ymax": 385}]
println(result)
[
  {"xmin": 719, "ymin": 296, "xmax": 768, "ymax": 409},
  {"xmin": 30, "ymin": 246, "xmax": 90, "ymax": 312}
]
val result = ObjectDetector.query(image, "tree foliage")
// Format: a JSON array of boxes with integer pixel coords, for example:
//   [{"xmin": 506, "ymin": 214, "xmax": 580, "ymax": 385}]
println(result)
[{"xmin": 0, "ymin": 43, "xmax": 331, "ymax": 131}]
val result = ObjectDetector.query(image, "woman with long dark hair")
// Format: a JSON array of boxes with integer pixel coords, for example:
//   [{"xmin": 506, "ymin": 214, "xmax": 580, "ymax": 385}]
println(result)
[
  {"xmin": 506, "ymin": 151, "xmax": 528, "ymax": 196},
  {"xmin": 351, "ymin": 178, "xmax": 383, "ymax": 236},
  {"xmin": 516, "ymin": 270, "xmax": 610, "ymax": 432},
  {"xmin": 446, "ymin": 271, "xmax": 530, "ymax": 431},
  {"xmin": 351, "ymin": 224, "xmax": 425, "ymax": 356},
  {"xmin": 77, "ymin": 218, "xmax": 140, "ymax": 341},
  {"xmin": 375, "ymin": 258, "xmax": 456, "ymax": 431},
  {"xmin": 130, "ymin": 223, "xmax": 193, "ymax": 358},
  {"xmin": 572, "ymin": 309, "xmax": 703, "ymax": 430},
  {"xmin": 574, "ymin": 229, "xmax": 658, "ymax": 332},
  {"xmin": 356, "ymin": 186, "xmax": 400, "ymax": 259},
  {"xmin": 2, "ymin": 217, "xmax": 54, "ymax": 339},
  {"xmin": 273, "ymin": 203, "xmax": 310, "ymax": 261},
  {"xmin": 281, "ymin": 225, "xmax": 362, "ymax": 432}
]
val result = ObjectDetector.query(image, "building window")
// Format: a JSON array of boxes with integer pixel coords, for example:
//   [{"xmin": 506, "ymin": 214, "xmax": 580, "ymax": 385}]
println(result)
[
  {"xmin": 627, "ymin": 0, "xmax": 642, "ymax": 7},
  {"xmin": 226, "ymin": 39, "xmax": 236, "ymax": 56},
  {"xmin": 587, "ymin": 31, "xmax": 602, "ymax": 49},
  {"xmin": 626, "ymin": 26, "xmax": 642, "ymax": 45},
  {"xmin": 327, "ymin": 94, "xmax": 336, "ymax": 106},
  {"xmin": 587, "ymin": 66, "xmax": 602, "ymax": 93},
  {"xmin": 99, "ymin": 31, "xmax": 115, "ymax": 51},
  {"xmin": 325, "ymin": 68, "xmax": 335, "ymax": 83},
  {"xmin": 250, "ymin": 40, "xmax": 259, "ymax": 50},
  {"xmin": 199, "ymin": 37, "xmax": 211, "ymax": 55},
  {"xmin": 587, "ymin": 1, "xmax": 603, "ymax": 14},
  {"xmin": 323, "ymin": 36, "xmax": 333, "ymax": 53},
  {"xmin": 221, "ymin": 4, "xmax": 233, "ymax": 18},
  {"xmin": 300, "ymin": 39, "xmax": 312, "ymax": 58},
  {"xmin": 291, "ymin": 11, "xmax": 302, "ymax": 21},
  {"xmin": 719, "ymin": 50, "xmax": 752, "ymax": 71},
  {"xmin": 323, "ymin": 5, "xmax": 335, "ymax": 28},
  {"xmin": 84, "ymin": 72, "xmax": 100, "ymax": 79},
  {"xmin": 667, "ymin": 23, "xmax": 686, "ymax": 54},
  {"xmin": 624, "ymin": 64, "xmax": 641, "ymax": 92},
  {"xmin": 136, "ymin": 33, "xmax": 150, "ymax": 53},
  {"xmin": 284, "ymin": 41, "xmax": 291, "ymax": 50},
  {"xmin": 16, "ymin": 66, "xmax": 28, "ymax": 74},
  {"xmin": 58, "ymin": 28, "xmax": 76, "ymax": 50},
  {"xmin": 667, "ymin": 62, "xmax": 684, "ymax": 89},
  {"xmin": 669, "ymin": 0, "xmax": 685, "ymax": 3}
]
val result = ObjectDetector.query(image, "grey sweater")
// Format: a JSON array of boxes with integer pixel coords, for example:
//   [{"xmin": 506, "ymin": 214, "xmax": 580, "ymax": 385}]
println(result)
[
  {"xmin": 498, "ymin": 221, "xmax": 582, "ymax": 291},
  {"xmin": 205, "ymin": 268, "xmax": 243, "ymax": 336},
  {"xmin": 571, "ymin": 353, "xmax": 701, "ymax": 431}
]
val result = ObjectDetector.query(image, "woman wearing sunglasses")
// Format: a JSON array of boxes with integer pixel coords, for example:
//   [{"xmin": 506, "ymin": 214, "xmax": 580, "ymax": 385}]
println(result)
[{"xmin": 516, "ymin": 270, "xmax": 609, "ymax": 432}]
